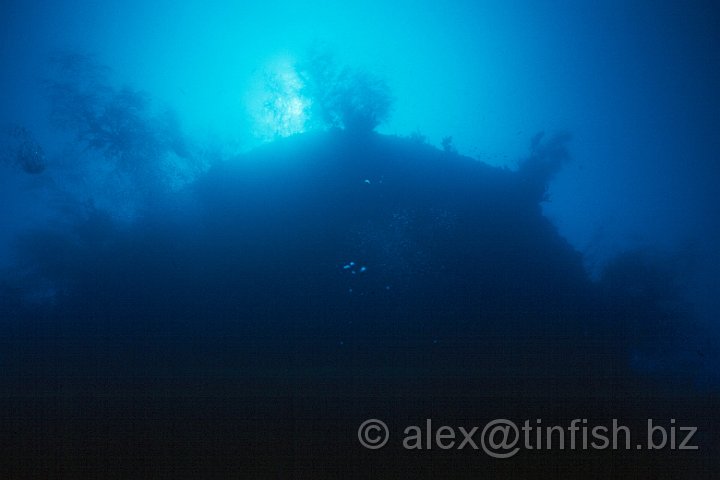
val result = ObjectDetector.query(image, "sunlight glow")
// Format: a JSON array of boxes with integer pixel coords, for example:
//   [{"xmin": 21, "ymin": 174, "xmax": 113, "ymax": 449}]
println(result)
[{"xmin": 249, "ymin": 58, "xmax": 311, "ymax": 140}]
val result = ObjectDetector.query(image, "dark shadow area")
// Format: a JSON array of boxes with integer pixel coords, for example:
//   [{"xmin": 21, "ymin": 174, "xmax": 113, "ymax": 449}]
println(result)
[{"xmin": 0, "ymin": 128, "xmax": 717, "ymax": 478}]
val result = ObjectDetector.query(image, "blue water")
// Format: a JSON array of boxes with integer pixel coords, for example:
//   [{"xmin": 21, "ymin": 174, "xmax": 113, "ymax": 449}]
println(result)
[{"xmin": 1, "ymin": 0, "xmax": 718, "ymax": 477}]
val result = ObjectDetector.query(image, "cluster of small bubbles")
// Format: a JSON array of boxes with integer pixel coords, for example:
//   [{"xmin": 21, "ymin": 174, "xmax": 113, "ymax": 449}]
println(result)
[{"xmin": 342, "ymin": 261, "xmax": 367, "ymax": 275}]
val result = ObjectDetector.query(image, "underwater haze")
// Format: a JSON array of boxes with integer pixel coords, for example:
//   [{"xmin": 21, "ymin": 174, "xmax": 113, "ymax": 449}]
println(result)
[{"xmin": 1, "ymin": 0, "xmax": 719, "ymax": 477}]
